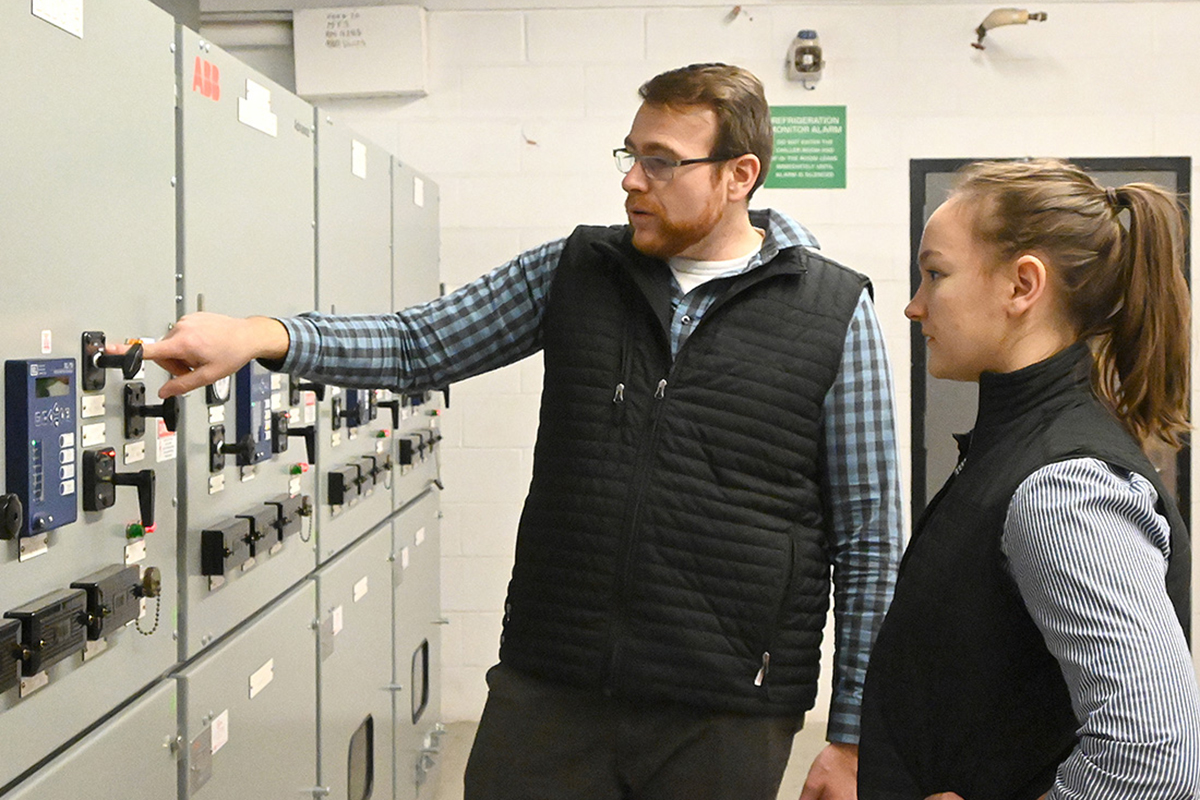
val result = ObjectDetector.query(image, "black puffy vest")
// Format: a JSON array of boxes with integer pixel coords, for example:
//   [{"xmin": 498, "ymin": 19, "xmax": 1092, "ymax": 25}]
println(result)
[
  {"xmin": 859, "ymin": 343, "xmax": 1191, "ymax": 799},
  {"xmin": 497, "ymin": 223, "xmax": 869, "ymax": 716}
]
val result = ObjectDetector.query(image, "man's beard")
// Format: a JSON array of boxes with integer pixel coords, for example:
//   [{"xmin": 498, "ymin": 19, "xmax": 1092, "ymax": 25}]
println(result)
[{"xmin": 628, "ymin": 194, "xmax": 725, "ymax": 260}]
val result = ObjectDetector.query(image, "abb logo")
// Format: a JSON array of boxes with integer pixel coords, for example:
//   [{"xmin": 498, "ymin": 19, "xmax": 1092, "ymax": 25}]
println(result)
[{"xmin": 192, "ymin": 56, "xmax": 220, "ymax": 101}]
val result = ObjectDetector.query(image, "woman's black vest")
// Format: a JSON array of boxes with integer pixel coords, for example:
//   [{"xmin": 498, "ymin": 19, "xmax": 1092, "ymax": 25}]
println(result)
[
  {"xmin": 497, "ymin": 223, "xmax": 869, "ymax": 716},
  {"xmin": 859, "ymin": 343, "xmax": 1191, "ymax": 798}
]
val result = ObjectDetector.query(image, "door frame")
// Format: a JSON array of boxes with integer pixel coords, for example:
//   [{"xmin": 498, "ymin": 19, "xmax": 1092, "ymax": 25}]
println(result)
[{"xmin": 909, "ymin": 156, "xmax": 1192, "ymax": 526}]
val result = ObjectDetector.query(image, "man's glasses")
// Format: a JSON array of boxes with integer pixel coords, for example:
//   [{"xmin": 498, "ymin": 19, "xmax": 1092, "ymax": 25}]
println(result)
[{"xmin": 613, "ymin": 148, "xmax": 740, "ymax": 182}]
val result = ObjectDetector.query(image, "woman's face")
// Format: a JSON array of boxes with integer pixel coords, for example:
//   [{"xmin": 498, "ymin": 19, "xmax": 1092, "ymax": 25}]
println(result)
[{"xmin": 906, "ymin": 196, "xmax": 1015, "ymax": 382}]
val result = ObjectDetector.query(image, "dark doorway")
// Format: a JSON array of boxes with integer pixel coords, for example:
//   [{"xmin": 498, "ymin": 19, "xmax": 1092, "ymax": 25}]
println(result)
[{"xmin": 909, "ymin": 157, "xmax": 1191, "ymax": 529}]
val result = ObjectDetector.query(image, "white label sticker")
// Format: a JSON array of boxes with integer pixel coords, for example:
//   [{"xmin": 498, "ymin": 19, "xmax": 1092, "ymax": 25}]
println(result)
[
  {"xmin": 32, "ymin": 0, "xmax": 82, "ymax": 38},
  {"xmin": 40, "ymin": 329, "xmax": 53, "ymax": 353},
  {"xmin": 249, "ymin": 659, "xmax": 274, "ymax": 699},
  {"xmin": 156, "ymin": 420, "xmax": 177, "ymax": 462},
  {"xmin": 124, "ymin": 538, "xmax": 147, "ymax": 565},
  {"xmin": 209, "ymin": 474, "xmax": 226, "ymax": 494},
  {"xmin": 211, "ymin": 710, "xmax": 230, "ymax": 754},
  {"xmin": 415, "ymin": 527, "xmax": 425, "ymax": 546},
  {"xmin": 208, "ymin": 405, "xmax": 226, "ymax": 425},
  {"xmin": 400, "ymin": 547, "xmax": 410, "ymax": 570},
  {"xmin": 80, "ymin": 422, "xmax": 106, "ymax": 447},
  {"xmin": 413, "ymin": 176, "xmax": 425, "ymax": 208},
  {"xmin": 80, "ymin": 394, "xmax": 105, "ymax": 420},
  {"xmin": 331, "ymin": 606, "xmax": 344, "ymax": 635},
  {"xmin": 352, "ymin": 140, "xmax": 367, "ymax": 179},
  {"xmin": 124, "ymin": 440, "xmax": 146, "ymax": 465},
  {"xmin": 237, "ymin": 79, "xmax": 278, "ymax": 137},
  {"xmin": 353, "ymin": 576, "xmax": 369, "ymax": 603}
]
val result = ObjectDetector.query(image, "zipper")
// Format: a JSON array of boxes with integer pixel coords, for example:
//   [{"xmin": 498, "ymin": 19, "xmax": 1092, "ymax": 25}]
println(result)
[
  {"xmin": 903, "ymin": 451, "xmax": 968, "ymax": 568},
  {"xmin": 612, "ymin": 299, "xmax": 634, "ymax": 423},
  {"xmin": 754, "ymin": 652, "xmax": 770, "ymax": 687},
  {"xmin": 755, "ymin": 525, "xmax": 798, "ymax": 690},
  {"xmin": 604, "ymin": 372, "xmax": 674, "ymax": 686}
]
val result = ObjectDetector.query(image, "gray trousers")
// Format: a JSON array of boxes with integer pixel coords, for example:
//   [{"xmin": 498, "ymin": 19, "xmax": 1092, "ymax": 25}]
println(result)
[{"xmin": 463, "ymin": 663, "xmax": 801, "ymax": 800}]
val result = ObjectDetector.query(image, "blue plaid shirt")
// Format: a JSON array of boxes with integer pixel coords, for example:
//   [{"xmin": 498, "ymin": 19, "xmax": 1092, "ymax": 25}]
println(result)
[{"xmin": 278, "ymin": 208, "xmax": 902, "ymax": 742}]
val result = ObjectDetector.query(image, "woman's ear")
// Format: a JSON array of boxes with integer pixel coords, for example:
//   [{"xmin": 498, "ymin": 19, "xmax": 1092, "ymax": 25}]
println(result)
[{"xmin": 1008, "ymin": 254, "xmax": 1050, "ymax": 316}]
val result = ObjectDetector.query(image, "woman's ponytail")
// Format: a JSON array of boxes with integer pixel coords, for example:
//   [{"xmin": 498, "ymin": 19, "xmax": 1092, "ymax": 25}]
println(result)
[{"xmin": 1094, "ymin": 183, "xmax": 1190, "ymax": 447}]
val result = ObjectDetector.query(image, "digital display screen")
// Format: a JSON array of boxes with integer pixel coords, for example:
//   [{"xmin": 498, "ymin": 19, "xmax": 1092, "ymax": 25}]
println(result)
[{"xmin": 35, "ymin": 376, "xmax": 70, "ymax": 399}]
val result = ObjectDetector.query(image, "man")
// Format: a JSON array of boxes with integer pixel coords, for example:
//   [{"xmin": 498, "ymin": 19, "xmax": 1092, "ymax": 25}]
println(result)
[{"xmin": 136, "ymin": 64, "xmax": 902, "ymax": 799}]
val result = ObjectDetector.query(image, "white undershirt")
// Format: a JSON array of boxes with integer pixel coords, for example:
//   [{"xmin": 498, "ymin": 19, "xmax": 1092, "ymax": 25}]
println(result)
[{"xmin": 667, "ymin": 230, "xmax": 765, "ymax": 295}]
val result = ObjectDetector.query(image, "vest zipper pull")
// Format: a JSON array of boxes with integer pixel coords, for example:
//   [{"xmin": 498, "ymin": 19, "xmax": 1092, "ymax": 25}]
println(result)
[
  {"xmin": 613, "ymin": 383, "xmax": 625, "ymax": 403},
  {"xmin": 754, "ymin": 651, "xmax": 770, "ymax": 686},
  {"xmin": 654, "ymin": 379, "xmax": 667, "ymax": 400}
]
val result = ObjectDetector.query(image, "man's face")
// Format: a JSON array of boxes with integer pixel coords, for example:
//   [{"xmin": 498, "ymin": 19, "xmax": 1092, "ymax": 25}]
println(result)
[{"xmin": 621, "ymin": 103, "xmax": 730, "ymax": 260}]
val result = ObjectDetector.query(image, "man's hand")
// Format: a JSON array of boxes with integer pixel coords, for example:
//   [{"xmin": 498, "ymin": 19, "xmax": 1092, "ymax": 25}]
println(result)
[
  {"xmin": 110, "ymin": 312, "xmax": 289, "ymax": 399},
  {"xmin": 798, "ymin": 742, "xmax": 858, "ymax": 800}
]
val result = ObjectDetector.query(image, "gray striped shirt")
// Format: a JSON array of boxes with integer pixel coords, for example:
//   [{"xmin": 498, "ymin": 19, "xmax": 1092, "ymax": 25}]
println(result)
[{"xmin": 1004, "ymin": 458, "xmax": 1200, "ymax": 797}]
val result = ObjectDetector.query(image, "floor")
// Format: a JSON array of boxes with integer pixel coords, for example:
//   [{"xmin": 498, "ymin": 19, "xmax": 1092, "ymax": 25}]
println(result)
[{"xmin": 433, "ymin": 716, "xmax": 832, "ymax": 799}]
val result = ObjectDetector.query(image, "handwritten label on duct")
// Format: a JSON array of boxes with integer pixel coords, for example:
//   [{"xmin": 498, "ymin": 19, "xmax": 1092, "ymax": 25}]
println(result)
[{"xmin": 324, "ymin": 10, "xmax": 366, "ymax": 49}]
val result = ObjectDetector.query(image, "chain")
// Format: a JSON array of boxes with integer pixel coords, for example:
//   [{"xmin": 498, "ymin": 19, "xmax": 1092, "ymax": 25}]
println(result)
[{"xmin": 136, "ymin": 595, "xmax": 161, "ymax": 636}]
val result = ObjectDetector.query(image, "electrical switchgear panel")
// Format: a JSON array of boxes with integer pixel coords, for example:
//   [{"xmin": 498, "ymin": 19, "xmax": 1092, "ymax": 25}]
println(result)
[
  {"xmin": 70, "ymin": 564, "xmax": 142, "ymax": 640},
  {"xmin": 236, "ymin": 507, "xmax": 279, "ymax": 558},
  {"xmin": 200, "ymin": 517, "xmax": 252, "ymax": 576},
  {"xmin": 360, "ymin": 455, "xmax": 389, "ymax": 487},
  {"xmin": 264, "ymin": 494, "xmax": 310, "ymax": 541},
  {"xmin": 206, "ymin": 375, "xmax": 232, "ymax": 406},
  {"xmin": 81, "ymin": 448, "xmax": 157, "ymax": 529},
  {"xmin": 343, "ymin": 390, "xmax": 378, "ymax": 430},
  {"xmin": 271, "ymin": 410, "xmax": 290, "ymax": 455},
  {"xmin": 235, "ymin": 363, "xmax": 274, "ymax": 466},
  {"xmin": 209, "ymin": 424, "xmax": 257, "ymax": 472},
  {"xmin": 328, "ymin": 465, "xmax": 362, "ymax": 506},
  {"xmin": 80, "ymin": 331, "xmax": 143, "ymax": 392},
  {"xmin": 5, "ymin": 588, "xmax": 88, "ymax": 675},
  {"xmin": 123, "ymin": 382, "xmax": 178, "ymax": 439},
  {"xmin": 399, "ymin": 434, "xmax": 428, "ymax": 468},
  {"xmin": 0, "ymin": 618, "xmax": 19, "ymax": 694},
  {"xmin": 341, "ymin": 391, "xmax": 361, "ymax": 429},
  {"xmin": 5, "ymin": 359, "xmax": 78, "ymax": 539}
]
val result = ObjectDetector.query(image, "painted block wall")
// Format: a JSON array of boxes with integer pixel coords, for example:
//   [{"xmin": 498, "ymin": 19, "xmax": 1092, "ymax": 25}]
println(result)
[{"xmin": 309, "ymin": 1, "xmax": 1200, "ymax": 723}]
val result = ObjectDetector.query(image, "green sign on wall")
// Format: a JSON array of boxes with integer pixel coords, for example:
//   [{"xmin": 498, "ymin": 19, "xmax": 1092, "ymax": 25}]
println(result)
[{"xmin": 766, "ymin": 106, "xmax": 846, "ymax": 189}]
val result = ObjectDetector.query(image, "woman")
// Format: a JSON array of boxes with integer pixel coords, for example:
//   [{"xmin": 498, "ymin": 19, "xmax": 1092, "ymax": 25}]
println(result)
[{"xmin": 858, "ymin": 159, "xmax": 1200, "ymax": 799}]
